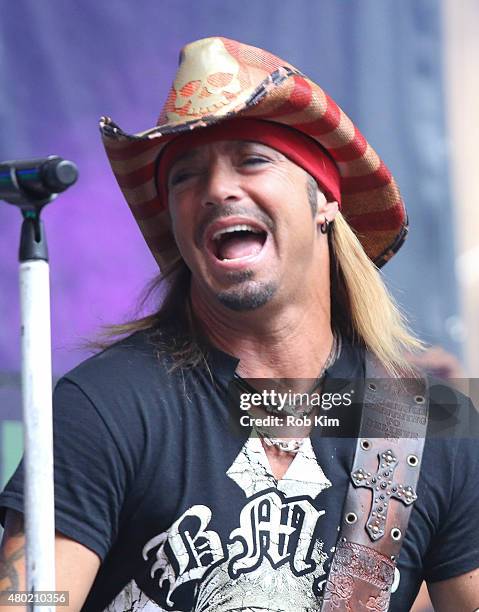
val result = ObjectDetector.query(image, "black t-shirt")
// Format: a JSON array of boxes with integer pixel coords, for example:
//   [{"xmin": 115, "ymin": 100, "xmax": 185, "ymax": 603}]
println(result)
[{"xmin": 1, "ymin": 329, "xmax": 479, "ymax": 611}]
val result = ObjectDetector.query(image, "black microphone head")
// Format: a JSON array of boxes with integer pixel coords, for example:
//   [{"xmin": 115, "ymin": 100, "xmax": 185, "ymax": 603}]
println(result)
[
  {"xmin": 42, "ymin": 158, "xmax": 78, "ymax": 192},
  {"xmin": 0, "ymin": 155, "xmax": 79, "ymax": 209}
]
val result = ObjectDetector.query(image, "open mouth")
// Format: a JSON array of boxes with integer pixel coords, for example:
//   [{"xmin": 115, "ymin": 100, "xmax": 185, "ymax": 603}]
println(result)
[{"xmin": 210, "ymin": 224, "xmax": 268, "ymax": 262}]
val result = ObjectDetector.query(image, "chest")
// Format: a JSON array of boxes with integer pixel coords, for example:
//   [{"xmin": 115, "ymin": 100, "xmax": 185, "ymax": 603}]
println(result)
[{"xmin": 97, "ymin": 387, "xmax": 446, "ymax": 612}]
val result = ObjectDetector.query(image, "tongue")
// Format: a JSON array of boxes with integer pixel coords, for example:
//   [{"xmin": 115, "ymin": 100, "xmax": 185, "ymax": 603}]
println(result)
[{"xmin": 218, "ymin": 234, "xmax": 264, "ymax": 260}]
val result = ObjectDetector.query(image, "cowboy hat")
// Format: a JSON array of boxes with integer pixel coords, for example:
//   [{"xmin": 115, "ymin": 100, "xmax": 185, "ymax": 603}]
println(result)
[{"xmin": 100, "ymin": 36, "xmax": 407, "ymax": 269}]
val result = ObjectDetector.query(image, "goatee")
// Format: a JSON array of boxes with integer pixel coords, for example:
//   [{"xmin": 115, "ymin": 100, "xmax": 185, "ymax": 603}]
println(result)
[{"xmin": 217, "ymin": 281, "xmax": 277, "ymax": 311}]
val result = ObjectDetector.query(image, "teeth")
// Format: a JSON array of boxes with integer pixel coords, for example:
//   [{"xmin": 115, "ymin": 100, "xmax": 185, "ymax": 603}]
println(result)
[{"xmin": 212, "ymin": 224, "xmax": 262, "ymax": 241}]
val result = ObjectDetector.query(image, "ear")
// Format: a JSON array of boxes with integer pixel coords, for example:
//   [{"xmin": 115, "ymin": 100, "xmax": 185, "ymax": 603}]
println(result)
[
  {"xmin": 314, "ymin": 189, "xmax": 339, "ymax": 226},
  {"xmin": 322, "ymin": 199, "xmax": 339, "ymax": 223}
]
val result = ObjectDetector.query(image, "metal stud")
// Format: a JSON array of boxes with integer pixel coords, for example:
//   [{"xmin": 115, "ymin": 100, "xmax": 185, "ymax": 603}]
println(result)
[
  {"xmin": 360, "ymin": 439, "xmax": 371, "ymax": 451},
  {"xmin": 368, "ymin": 383, "xmax": 377, "ymax": 391},
  {"xmin": 407, "ymin": 454, "xmax": 419, "ymax": 467},
  {"xmin": 414, "ymin": 395, "xmax": 425, "ymax": 405},
  {"xmin": 391, "ymin": 528, "xmax": 402, "ymax": 541},
  {"xmin": 345, "ymin": 512, "xmax": 358, "ymax": 524}
]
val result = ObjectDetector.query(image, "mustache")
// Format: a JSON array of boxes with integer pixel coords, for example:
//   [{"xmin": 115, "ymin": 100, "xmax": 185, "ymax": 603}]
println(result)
[{"xmin": 194, "ymin": 204, "xmax": 275, "ymax": 249}]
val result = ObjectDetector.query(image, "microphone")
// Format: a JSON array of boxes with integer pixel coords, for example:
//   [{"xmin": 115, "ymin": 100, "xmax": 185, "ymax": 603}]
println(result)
[{"xmin": 0, "ymin": 156, "xmax": 78, "ymax": 206}]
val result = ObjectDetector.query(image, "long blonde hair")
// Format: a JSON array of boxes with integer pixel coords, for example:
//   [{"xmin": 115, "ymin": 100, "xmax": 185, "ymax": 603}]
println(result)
[
  {"xmin": 94, "ymin": 214, "xmax": 423, "ymax": 375},
  {"xmin": 330, "ymin": 211, "xmax": 423, "ymax": 375}
]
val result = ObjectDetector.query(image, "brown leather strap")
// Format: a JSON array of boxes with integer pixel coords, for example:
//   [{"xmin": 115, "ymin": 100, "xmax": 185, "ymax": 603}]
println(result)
[{"xmin": 321, "ymin": 353, "xmax": 429, "ymax": 611}]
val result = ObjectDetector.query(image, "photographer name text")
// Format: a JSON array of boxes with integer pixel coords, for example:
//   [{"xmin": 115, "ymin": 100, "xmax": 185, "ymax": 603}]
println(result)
[{"xmin": 240, "ymin": 414, "xmax": 340, "ymax": 427}]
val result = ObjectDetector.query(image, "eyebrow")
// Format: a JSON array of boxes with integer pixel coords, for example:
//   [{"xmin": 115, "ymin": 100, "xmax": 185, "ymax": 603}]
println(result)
[{"xmin": 169, "ymin": 150, "xmax": 201, "ymax": 166}]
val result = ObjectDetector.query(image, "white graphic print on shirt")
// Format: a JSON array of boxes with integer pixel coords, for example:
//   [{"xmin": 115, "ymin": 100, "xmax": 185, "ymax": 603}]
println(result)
[{"xmin": 105, "ymin": 437, "xmax": 332, "ymax": 611}]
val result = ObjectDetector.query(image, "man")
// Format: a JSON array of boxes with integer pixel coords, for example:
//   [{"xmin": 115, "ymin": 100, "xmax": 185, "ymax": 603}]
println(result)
[{"xmin": 1, "ymin": 37, "xmax": 478, "ymax": 611}]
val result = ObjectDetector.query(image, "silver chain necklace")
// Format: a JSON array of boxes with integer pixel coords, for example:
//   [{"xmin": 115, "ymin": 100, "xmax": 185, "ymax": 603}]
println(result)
[{"xmin": 236, "ymin": 333, "xmax": 342, "ymax": 454}]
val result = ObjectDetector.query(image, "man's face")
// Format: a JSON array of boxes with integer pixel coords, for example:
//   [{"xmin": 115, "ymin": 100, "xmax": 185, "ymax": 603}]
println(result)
[{"xmin": 166, "ymin": 139, "xmax": 327, "ymax": 312}]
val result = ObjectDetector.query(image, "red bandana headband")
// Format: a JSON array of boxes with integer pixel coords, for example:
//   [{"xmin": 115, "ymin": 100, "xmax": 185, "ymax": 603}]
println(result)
[{"xmin": 157, "ymin": 118, "xmax": 341, "ymax": 207}]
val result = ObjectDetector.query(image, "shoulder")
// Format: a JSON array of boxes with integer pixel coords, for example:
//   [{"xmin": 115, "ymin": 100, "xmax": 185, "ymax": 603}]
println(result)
[
  {"xmin": 51, "ymin": 328, "xmax": 192, "ymax": 436},
  {"xmin": 420, "ymin": 375, "xmax": 479, "ymax": 517},
  {"xmin": 51, "ymin": 328, "xmax": 191, "ymax": 462},
  {"xmin": 417, "ymin": 377, "xmax": 479, "ymax": 583},
  {"xmin": 426, "ymin": 374, "xmax": 478, "ymax": 439},
  {"xmin": 60, "ymin": 328, "xmax": 177, "ymax": 394}
]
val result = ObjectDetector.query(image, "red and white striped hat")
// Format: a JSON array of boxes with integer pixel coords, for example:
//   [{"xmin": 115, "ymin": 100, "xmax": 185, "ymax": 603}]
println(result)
[{"xmin": 100, "ymin": 36, "xmax": 407, "ymax": 270}]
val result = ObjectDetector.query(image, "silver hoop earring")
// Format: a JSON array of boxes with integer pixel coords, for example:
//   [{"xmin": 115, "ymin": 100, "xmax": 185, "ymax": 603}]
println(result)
[{"xmin": 320, "ymin": 219, "xmax": 330, "ymax": 234}]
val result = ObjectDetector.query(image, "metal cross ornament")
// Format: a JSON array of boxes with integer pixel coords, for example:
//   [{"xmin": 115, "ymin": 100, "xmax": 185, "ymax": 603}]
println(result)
[{"xmin": 351, "ymin": 449, "xmax": 417, "ymax": 541}]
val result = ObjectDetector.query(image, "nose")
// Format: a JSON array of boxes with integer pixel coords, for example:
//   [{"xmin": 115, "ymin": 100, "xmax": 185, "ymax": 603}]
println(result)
[{"xmin": 200, "ymin": 158, "xmax": 243, "ymax": 207}]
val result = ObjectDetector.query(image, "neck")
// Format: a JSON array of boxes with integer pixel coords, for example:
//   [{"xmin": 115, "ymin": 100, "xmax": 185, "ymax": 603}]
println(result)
[{"xmin": 191, "ymin": 283, "xmax": 334, "ymax": 380}]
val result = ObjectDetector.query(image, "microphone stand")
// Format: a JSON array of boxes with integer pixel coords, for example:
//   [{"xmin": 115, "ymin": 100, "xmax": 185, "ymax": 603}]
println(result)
[
  {"xmin": 1, "ymin": 157, "xmax": 77, "ymax": 611},
  {"xmin": 18, "ymin": 210, "xmax": 56, "ymax": 612}
]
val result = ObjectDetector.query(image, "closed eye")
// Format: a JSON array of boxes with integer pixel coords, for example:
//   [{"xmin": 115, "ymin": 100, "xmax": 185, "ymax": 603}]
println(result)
[
  {"xmin": 169, "ymin": 171, "xmax": 195, "ymax": 187},
  {"xmin": 242, "ymin": 156, "xmax": 269, "ymax": 166}
]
